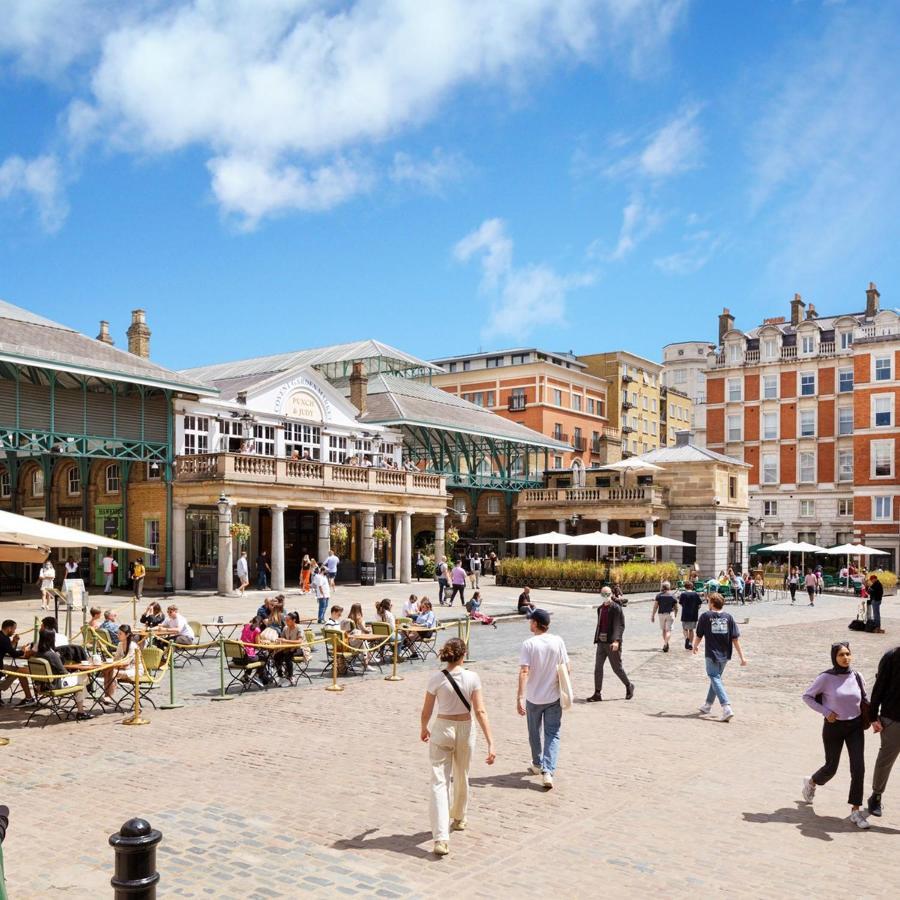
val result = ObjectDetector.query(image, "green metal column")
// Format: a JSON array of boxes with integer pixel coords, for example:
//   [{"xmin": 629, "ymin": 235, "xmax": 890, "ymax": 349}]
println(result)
[{"xmin": 164, "ymin": 390, "xmax": 175, "ymax": 594}]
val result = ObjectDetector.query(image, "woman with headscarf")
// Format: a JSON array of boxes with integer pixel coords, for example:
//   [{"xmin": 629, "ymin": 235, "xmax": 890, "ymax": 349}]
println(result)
[{"xmin": 801, "ymin": 642, "xmax": 871, "ymax": 828}]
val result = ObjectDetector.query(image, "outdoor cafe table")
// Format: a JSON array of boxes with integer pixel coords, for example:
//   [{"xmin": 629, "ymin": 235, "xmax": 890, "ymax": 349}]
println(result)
[
  {"xmin": 65, "ymin": 661, "xmax": 109, "ymax": 714},
  {"xmin": 203, "ymin": 621, "xmax": 244, "ymax": 642}
]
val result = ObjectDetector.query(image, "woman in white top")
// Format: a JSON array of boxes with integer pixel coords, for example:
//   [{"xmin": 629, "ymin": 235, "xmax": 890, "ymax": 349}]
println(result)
[
  {"xmin": 39, "ymin": 560, "xmax": 56, "ymax": 610},
  {"xmin": 102, "ymin": 624, "xmax": 137, "ymax": 704},
  {"xmin": 420, "ymin": 638, "xmax": 495, "ymax": 857},
  {"xmin": 402, "ymin": 594, "xmax": 420, "ymax": 621}
]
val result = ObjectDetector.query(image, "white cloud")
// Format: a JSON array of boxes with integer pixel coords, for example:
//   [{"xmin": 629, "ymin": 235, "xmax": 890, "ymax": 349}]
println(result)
[
  {"xmin": 0, "ymin": 154, "xmax": 67, "ymax": 232},
  {"xmin": 1, "ymin": 0, "xmax": 689, "ymax": 228},
  {"xmin": 455, "ymin": 218, "xmax": 593, "ymax": 340},
  {"xmin": 606, "ymin": 196, "xmax": 664, "ymax": 260},
  {"xmin": 654, "ymin": 228, "xmax": 721, "ymax": 275},
  {"xmin": 390, "ymin": 149, "xmax": 467, "ymax": 194}
]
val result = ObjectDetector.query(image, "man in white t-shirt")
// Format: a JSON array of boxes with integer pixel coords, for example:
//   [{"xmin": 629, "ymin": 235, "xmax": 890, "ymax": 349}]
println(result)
[
  {"xmin": 517, "ymin": 608, "xmax": 570, "ymax": 790},
  {"xmin": 324, "ymin": 550, "xmax": 340, "ymax": 592},
  {"xmin": 159, "ymin": 605, "xmax": 196, "ymax": 645},
  {"xmin": 313, "ymin": 567, "xmax": 331, "ymax": 623},
  {"xmin": 101, "ymin": 551, "xmax": 118, "ymax": 594}
]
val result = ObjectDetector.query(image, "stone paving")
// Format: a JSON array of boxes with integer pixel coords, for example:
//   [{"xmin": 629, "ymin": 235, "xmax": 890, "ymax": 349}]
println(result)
[{"xmin": 1, "ymin": 583, "xmax": 899, "ymax": 898}]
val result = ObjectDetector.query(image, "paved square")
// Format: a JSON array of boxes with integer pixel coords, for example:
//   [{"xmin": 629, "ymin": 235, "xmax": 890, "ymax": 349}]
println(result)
[{"xmin": 1, "ymin": 583, "xmax": 898, "ymax": 898}]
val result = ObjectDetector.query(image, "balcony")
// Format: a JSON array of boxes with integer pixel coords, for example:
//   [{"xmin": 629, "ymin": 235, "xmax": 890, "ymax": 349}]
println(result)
[
  {"xmin": 622, "ymin": 374, "xmax": 634, "ymax": 384},
  {"xmin": 508, "ymin": 395, "xmax": 527, "ymax": 411},
  {"xmin": 518, "ymin": 485, "xmax": 667, "ymax": 510},
  {"xmin": 552, "ymin": 431, "xmax": 569, "ymax": 444},
  {"xmin": 175, "ymin": 453, "xmax": 446, "ymax": 497},
  {"xmin": 622, "ymin": 400, "xmax": 635, "ymax": 410},
  {"xmin": 572, "ymin": 437, "xmax": 586, "ymax": 451},
  {"xmin": 621, "ymin": 424, "xmax": 634, "ymax": 434}
]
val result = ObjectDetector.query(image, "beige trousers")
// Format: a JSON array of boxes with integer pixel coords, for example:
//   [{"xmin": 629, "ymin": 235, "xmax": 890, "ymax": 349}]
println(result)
[{"xmin": 429, "ymin": 718, "xmax": 475, "ymax": 841}]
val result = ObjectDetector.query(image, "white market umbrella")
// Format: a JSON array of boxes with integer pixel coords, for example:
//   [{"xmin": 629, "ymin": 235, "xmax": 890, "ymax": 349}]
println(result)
[
  {"xmin": 825, "ymin": 543, "xmax": 889, "ymax": 590},
  {"xmin": 637, "ymin": 533, "xmax": 696, "ymax": 563},
  {"xmin": 0, "ymin": 509, "xmax": 152, "ymax": 555},
  {"xmin": 567, "ymin": 530, "xmax": 640, "ymax": 565},
  {"xmin": 599, "ymin": 459, "xmax": 665, "ymax": 474},
  {"xmin": 507, "ymin": 530, "xmax": 574, "ymax": 560},
  {"xmin": 757, "ymin": 540, "xmax": 830, "ymax": 581}
]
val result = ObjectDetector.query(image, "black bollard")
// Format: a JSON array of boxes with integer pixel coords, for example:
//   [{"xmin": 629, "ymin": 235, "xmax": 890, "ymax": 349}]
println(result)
[{"xmin": 109, "ymin": 818, "xmax": 162, "ymax": 899}]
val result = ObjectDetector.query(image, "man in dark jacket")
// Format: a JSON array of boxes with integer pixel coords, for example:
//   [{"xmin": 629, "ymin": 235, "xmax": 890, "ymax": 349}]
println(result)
[
  {"xmin": 586, "ymin": 586, "xmax": 634, "ymax": 702},
  {"xmin": 868, "ymin": 644, "xmax": 900, "ymax": 816},
  {"xmin": 867, "ymin": 574, "xmax": 885, "ymax": 633}
]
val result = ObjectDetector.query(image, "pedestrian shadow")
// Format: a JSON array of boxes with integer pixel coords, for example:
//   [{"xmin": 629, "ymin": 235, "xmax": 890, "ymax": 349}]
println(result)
[
  {"xmin": 333, "ymin": 828, "xmax": 436, "ymax": 859},
  {"xmin": 742, "ymin": 802, "xmax": 900, "ymax": 841},
  {"xmin": 645, "ymin": 711, "xmax": 711, "ymax": 720},
  {"xmin": 469, "ymin": 770, "xmax": 544, "ymax": 792}
]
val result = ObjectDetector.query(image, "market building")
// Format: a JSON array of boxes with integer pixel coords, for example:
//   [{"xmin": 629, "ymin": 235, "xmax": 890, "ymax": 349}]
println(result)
[
  {"xmin": 703, "ymin": 284, "xmax": 900, "ymax": 568},
  {"xmin": 0, "ymin": 301, "xmax": 214, "ymax": 591}
]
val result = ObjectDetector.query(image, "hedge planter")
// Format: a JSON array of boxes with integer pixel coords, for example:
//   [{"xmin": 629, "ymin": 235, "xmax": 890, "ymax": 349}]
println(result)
[{"xmin": 499, "ymin": 574, "xmax": 660, "ymax": 594}]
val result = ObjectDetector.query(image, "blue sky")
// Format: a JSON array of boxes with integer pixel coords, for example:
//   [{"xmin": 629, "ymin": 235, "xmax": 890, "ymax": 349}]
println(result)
[{"xmin": 1, "ymin": 0, "xmax": 898, "ymax": 371}]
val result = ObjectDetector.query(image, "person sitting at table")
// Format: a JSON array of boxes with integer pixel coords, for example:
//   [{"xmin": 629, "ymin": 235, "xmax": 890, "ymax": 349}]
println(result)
[
  {"xmin": 346, "ymin": 603, "xmax": 377, "ymax": 661},
  {"xmin": 40, "ymin": 616, "xmax": 68, "ymax": 648},
  {"xmin": 0, "ymin": 619, "xmax": 35, "ymax": 706},
  {"xmin": 275, "ymin": 612, "xmax": 309, "ymax": 680},
  {"xmin": 101, "ymin": 624, "xmax": 138, "ymax": 706},
  {"xmin": 324, "ymin": 605, "xmax": 347, "ymax": 630},
  {"xmin": 466, "ymin": 592, "xmax": 497, "ymax": 628},
  {"xmin": 98, "ymin": 610, "xmax": 120, "ymax": 647},
  {"xmin": 237, "ymin": 615, "xmax": 272, "ymax": 686},
  {"xmin": 140, "ymin": 602, "xmax": 164, "ymax": 629},
  {"xmin": 33, "ymin": 629, "xmax": 93, "ymax": 720},
  {"xmin": 159, "ymin": 605, "xmax": 196, "ymax": 645},
  {"xmin": 87, "ymin": 607, "xmax": 103, "ymax": 630},
  {"xmin": 405, "ymin": 598, "xmax": 436, "ymax": 658},
  {"xmin": 268, "ymin": 596, "xmax": 286, "ymax": 634},
  {"xmin": 402, "ymin": 594, "xmax": 420, "ymax": 621},
  {"xmin": 256, "ymin": 596, "xmax": 274, "ymax": 622}
]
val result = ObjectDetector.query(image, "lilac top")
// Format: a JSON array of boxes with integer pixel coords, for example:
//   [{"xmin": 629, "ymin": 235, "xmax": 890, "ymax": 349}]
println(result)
[{"xmin": 802, "ymin": 670, "xmax": 865, "ymax": 721}]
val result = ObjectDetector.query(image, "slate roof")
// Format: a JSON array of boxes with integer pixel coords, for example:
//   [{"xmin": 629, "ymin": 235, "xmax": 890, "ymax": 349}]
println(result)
[
  {"xmin": 358, "ymin": 375, "xmax": 569, "ymax": 450},
  {"xmin": 636, "ymin": 443, "xmax": 750, "ymax": 468},
  {"xmin": 0, "ymin": 299, "xmax": 214, "ymax": 394}
]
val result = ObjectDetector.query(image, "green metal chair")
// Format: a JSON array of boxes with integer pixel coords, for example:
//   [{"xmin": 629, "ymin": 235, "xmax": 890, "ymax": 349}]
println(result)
[
  {"xmin": 223, "ymin": 639, "xmax": 267, "ymax": 694},
  {"xmin": 25, "ymin": 657, "xmax": 84, "ymax": 727},
  {"xmin": 114, "ymin": 646, "xmax": 167, "ymax": 711}
]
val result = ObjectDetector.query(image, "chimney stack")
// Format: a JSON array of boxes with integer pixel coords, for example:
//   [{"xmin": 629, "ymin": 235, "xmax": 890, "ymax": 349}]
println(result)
[
  {"xmin": 805, "ymin": 302, "xmax": 817, "ymax": 320},
  {"xmin": 718, "ymin": 307, "xmax": 735, "ymax": 345},
  {"xmin": 349, "ymin": 361, "xmax": 368, "ymax": 415},
  {"xmin": 96, "ymin": 321, "xmax": 114, "ymax": 345},
  {"xmin": 126, "ymin": 309, "xmax": 151, "ymax": 359},
  {"xmin": 674, "ymin": 430, "xmax": 692, "ymax": 448},
  {"xmin": 866, "ymin": 281, "xmax": 880, "ymax": 318},
  {"xmin": 790, "ymin": 293, "xmax": 805, "ymax": 327}
]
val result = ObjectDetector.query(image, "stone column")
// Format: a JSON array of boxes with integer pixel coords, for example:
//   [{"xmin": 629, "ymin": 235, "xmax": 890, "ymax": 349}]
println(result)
[
  {"xmin": 362, "ymin": 511, "xmax": 375, "ymax": 564},
  {"xmin": 644, "ymin": 517, "xmax": 655, "ymax": 536},
  {"xmin": 173, "ymin": 502, "xmax": 187, "ymax": 591},
  {"xmin": 271, "ymin": 504, "xmax": 286, "ymax": 590},
  {"xmin": 217, "ymin": 499, "xmax": 236, "ymax": 597},
  {"xmin": 557, "ymin": 518, "xmax": 567, "ymax": 561},
  {"xmin": 599, "ymin": 519, "xmax": 609, "ymax": 533},
  {"xmin": 518, "ymin": 519, "xmax": 527, "ymax": 559},
  {"xmin": 400, "ymin": 511, "xmax": 413, "ymax": 584},
  {"xmin": 393, "ymin": 514, "xmax": 402, "ymax": 578},
  {"xmin": 434, "ymin": 513, "xmax": 446, "ymax": 565},
  {"xmin": 318, "ymin": 508, "xmax": 331, "ymax": 563}
]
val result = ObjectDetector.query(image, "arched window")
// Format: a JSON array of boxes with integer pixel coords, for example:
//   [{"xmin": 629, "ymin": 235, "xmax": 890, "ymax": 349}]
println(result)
[
  {"xmin": 67, "ymin": 466, "xmax": 81, "ymax": 496},
  {"xmin": 572, "ymin": 459, "xmax": 586, "ymax": 488},
  {"xmin": 105, "ymin": 463, "xmax": 121, "ymax": 494},
  {"xmin": 32, "ymin": 469, "xmax": 44, "ymax": 498}
]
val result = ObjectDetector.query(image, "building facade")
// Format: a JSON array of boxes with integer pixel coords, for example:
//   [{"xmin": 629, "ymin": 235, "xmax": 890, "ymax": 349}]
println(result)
[
  {"xmin": 578, "ymin": 351, "xmax": 693, "ymax": 456},
  {"xmin": 662, "ymin": 340, "xmax": 716, "ymax": 446},
  {"xmin": 429, "ymin": 348, "xmax": 620, "ymax": 473},
  {"xmin": 704, "ymin": 284, "xmax": 900, "ymax": 568}
]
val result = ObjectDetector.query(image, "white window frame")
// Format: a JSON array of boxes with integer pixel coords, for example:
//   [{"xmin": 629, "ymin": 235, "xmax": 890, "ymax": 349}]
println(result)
[
  {"xmin": 66, "ymin": 466, "xmax": 81, "ymax": 496},
  {"xmin": 553, "ymin": 455, "xmax": 563, "ymax": 469},
  {"xmin": 105, "ymin": 463, "xmax": 120, "ymax": 494},
  {"xmin": 32, "ymin": 469, "xmax": 44, "ymax": 498},
  {"xmin": 800, "ymin": 373, "xmax": 816, "ymax": 396},
  {"xmin": 838, "ymin": 449, "xmax": 853, "ymax": 482},
  {"xmin": 801, "ymin": 335, "xmax": 815, "ymax": 355},
  {"xmin": 838, "ymin": 498, "xmax": 854, "ymax": 517},
  {"xmin": 487, "ymin": 496, "xmax": 501, "ymax": 514},
  {"xmin": 874, "ymin": 356, "xmax": 892, "ymax": 382},
  {"xmin": 799, "ymin": 408, "xmax": 816, "ymax": 438},
  {"xmin": 762, "ymin": 374, "xmax": 778, "ymax": 399},
  {"xmin": 762, "ymin": 412, "xmax": 778, "ymax": 441},
  {"xmin": 838, "ymin": 407, "xmax": 853, "ymax": 436},
  {"xmin": 183, "ymin": 415, "xmax": 210, "ymax": 455},
  {"xmin": 763, "ymin": 338, "xmax": 777, "ymax": 360},
  {"xmin": 726, "ymin": 414, "xmax": 742, "ymax": 442},
  {"xmin": 762, "ymin": 454, "xmax": 778, "ymax": 485},
  {"xmin": 798, "ymin": 451, "xmax": 816, "ymax": 484},
  {"xmin": 0, "ymin": 470, "xmax": 10, "ymax": 498},
  {"xmin": 838, "ymin": 368, "xmax": 853, "ymax": 393},
  {"xmin": 872, "ymin": 394, "xmax": 894, "ymax": 428},
  {"xmin": 572, "ymin": 394, "xmax": 582, "ymax": 412},
  {"xmin": 840, "ymin": 331, "xmax": 853, "ymax": 350},
  {"xmin": 727, "ymin": 378, "xmax": 742, "ymax": 402},
  {"xmin": 763, "ymin": 500, "xmax": 778, "ymax": 516},
  {"xmin": 284, "ymin": 423, "xmax": 322, "ymax": 460},
  {"xmin": 552, "ymin": 389, "xmax": 563, "ymax": 407},
  {"xmin": 728, "ymin": 344, "xmax": 742, "ymax": 363},
  {"xmin": 253, "ymin": 424, "xmax": 276, "ymax": 456},
  {"xmin": 872, "ymin": 439, "xmax": 894, "ymax": 478},
  {"xmin": 799, "ymin": 499, "xmax": 815, "ymax": 518},
  {"xmin": 144, "ymin": 519, "xmax": 160, "ymax": 569},
  {"xmin": 873, "ymin": 496, "xmax": 893, "ymax": 521},
  {"xmin": 328, "ymin": 434, "xmax": 348, "ymax": 464}
]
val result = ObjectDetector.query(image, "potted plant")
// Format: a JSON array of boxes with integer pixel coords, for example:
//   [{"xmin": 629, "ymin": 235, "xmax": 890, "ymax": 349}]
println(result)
[
  {"xmin": 229, "ymin": 522, "xmax": 251, "ymax": 546},
  {"xmin": 329, "ymin": 522, "xmax": 349, "ymax": 545},
  {"xmin": 372, "ymin": 525, "xmax": 392, "ymax": 545}
]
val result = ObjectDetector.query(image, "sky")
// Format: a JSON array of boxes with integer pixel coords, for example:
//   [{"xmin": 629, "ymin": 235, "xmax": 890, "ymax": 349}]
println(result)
[{"xmin": 1, "ymin": 0, "xmax": 899, "ymax": 372}]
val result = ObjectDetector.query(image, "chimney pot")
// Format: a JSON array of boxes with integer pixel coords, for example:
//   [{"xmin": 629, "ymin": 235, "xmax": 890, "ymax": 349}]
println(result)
[
  {"xmin": 718, "ymin": 307, "xmax": 735, "ymax": 345},
  {"xmin": 866, "ymin": 281, "xmax": 880, "ymax": 318},
  {"xmin": 790, "ymin": 293, "xmax": 806, "ymax": 327},
  {"xmin": 349, "ymin": 361, "xmax": 368, "ymax": 415},
  {"xmin": 96, "ymin": 320, "xmax": 114, "ymax": 346},
  {"xmin": 126, "ymin": 308, "xmax": 151, "ymax": 358},
  {"xmin": 805, "ymin": 302, "xmax": 817, "ymax": 320}
]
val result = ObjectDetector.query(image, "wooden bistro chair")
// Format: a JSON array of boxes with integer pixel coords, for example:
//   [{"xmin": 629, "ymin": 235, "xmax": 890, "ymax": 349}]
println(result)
[
  {"xmin": 25, "ymin": 657, "xmax": 84, "ymax": 727},
  {"xmin": 222, "ymin": 639, "xmax": 268, "ymax": 695},
  {"xmin": 115, "ymin": 646, "xmax": 168, "ymax": 712}
]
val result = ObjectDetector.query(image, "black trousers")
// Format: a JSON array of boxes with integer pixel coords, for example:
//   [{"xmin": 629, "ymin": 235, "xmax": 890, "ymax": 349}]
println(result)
[
  {"xmin": 812, "ymin": 717, "xmax": 865, "ymax": 806},
  {"xmin": 449, "ymin": 584, "xmax": 465, "ymax": 605},
  {"xmin": 593, "ymin": 642, "xmax": 630, "ymax": 694}
]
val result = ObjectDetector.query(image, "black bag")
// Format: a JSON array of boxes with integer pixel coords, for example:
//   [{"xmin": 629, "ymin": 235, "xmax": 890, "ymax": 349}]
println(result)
[{"xmin": 848, "ymin": 620, "xmax": 866, "ymax": 631}]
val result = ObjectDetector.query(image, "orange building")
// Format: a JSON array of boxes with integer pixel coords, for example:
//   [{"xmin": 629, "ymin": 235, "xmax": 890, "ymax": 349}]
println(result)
[{"xmin": 429, "ymin": 349, "xmax": 620, "ymax": 475}]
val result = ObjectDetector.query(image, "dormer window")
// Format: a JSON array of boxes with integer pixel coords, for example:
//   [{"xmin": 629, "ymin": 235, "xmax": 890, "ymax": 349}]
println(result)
[
  {"xmin": 763, "ymin": 338, "xmax": 778, "ymax": 359},
  {"xmin": 728, "ymin": 344, "xmax": 742, "ymax": 363},
  {"xmin": 840, "ymin": 331, "xmax": 853, "ymax": 350},
  {"xmin": 800, "ymin": 334, "xmax": 815, "ymax": 355}
]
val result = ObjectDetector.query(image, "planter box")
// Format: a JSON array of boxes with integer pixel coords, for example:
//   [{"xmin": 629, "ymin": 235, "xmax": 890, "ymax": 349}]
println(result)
[{"xmin": 500, "ymin": 574, "xmax": 656, "ymax": 594}]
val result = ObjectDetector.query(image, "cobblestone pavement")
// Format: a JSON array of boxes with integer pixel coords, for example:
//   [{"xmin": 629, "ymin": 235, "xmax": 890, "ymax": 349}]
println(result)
[{"xmin": 2, "ymin": 584, "xmax": 898, "ymax": 898}]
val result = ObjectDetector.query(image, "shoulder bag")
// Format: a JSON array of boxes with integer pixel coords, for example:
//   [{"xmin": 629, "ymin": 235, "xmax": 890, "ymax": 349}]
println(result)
[
  {"xmin": 855, "ymin": 672, "xmax": 872, "ymax": 729},
  {"xmin": 441, "ymin": 669, "xmax": 471, "ymax": 711},
  {"xmin": 557, "ymin": 660, "xmax": 574, "ymax": 710}
]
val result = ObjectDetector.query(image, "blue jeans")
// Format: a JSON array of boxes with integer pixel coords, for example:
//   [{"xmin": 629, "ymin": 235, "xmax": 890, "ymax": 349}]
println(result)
[
  {"xmin": 317, "ymin": 596, "xmax": 328, "ymax": 623},
  {"xmin": 526, "ymin": 699, "xmax": 562, "ymax": 774},
  {"xmin": 257, "ymin": 571, "xmax": 268, "ymax": 589},
  {"xmin": 869, "ymin": 599, "xmax": 881, "ymax": 629},
  {"xmin": 705, "ymin": 657, "xmax": 730, "ymax": 708}
]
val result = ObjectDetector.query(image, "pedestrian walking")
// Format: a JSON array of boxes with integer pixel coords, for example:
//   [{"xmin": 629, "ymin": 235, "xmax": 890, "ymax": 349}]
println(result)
[
  {"xmin": 469, "ymin": 553, "xmax": 481, "ymax": 590},
  {"xmin": 416, "ymin": 551, "xmax": 425, "ymax": 581},
  {"xmin": 678, "ymin": 581, "xmax": 703, "ymax": 650},
  {"xmin": 435, "ymin": 557, "xmax": 449, "ymax": 605},
  {"xmin": 801, "ymin": 642, "xmax": 872, "ymax": 829},
  {"xmin": 804, "ymin": 569, "xmax": 817, "ymax": 606},
  {"xmin": 256, "ymin": 550, "xmax": 271, "ymax": 590},
  {"xmin": 489, "ymin": 550, "xmax": 497, "ymax": 576},
  {"xmin": 131, "ymin": 557, "xmax": 146, "ymax": 602},
  {"xmin": 312, "ymin": 566, "xmax": 331, "ymax": 624},
  {"xmin": 517, "ymin": 608, "xmax": 570, "ymax": 790},
  {"xmin": 788, "ymin": 567, "xmax": 799, "ymax": 604},
  {"xmin": 101, "ymin": 550, "xmax": 117, "ymax": 594},
  {"xmin": 693, "ymin": 592, "xmax": 747, "ymax": 721},
  {"xmin": 866, "ymin": 642, "xmax": 900, "ymax": 817},
  {"xmin": 585, "ymin": 586, "xmax": 633, "ymax": 702},
  {"xmin": 236, "ymin": 550, "xmax": 249, "ymax": 596},
  {"xmin": 324, "ymin": 549, "xmax": 339, "ymax": 592},
  {"xmin": 867, "ymin": 574, "xmax": 885, "ymax": 633},
  {"xmin": 300, "ymin": 554, "xmax": 312, "ymax": 594},
  {"xmin": 38, "ymin": 559, "xmax": 56, "ymax": 611},
  {"xmin": 651, "ymin": 581, "xmax": 679, "ymax": 652},
  {"xmin": 448, "ymin": 561, "xmax": 466, "ymax": 606},
  {"xmin": 421, "ymin": 637, "xmax": 495, "ymax": 857}
]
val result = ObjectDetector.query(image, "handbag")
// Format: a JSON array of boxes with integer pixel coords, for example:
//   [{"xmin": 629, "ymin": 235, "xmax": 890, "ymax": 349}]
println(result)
[
  {"xmin": 557, "ymin": 662, "xmax": 573, "ymax": 710},
  {"xmin": 441, "ymin": 669, "xmax": 471, "ymax": 711},
  {"xmin": 855, "ymin": 672, "xmax": 872, "ymax": 729}
]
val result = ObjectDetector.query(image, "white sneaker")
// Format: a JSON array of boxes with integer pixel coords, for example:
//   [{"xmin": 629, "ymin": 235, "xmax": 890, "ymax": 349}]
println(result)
[
  {"xmin": 849, "ymin": 810, "xmax": 871, "ymax": 830},
  {"xmin": 698, "ymin": 704, "xmax": 712, "ymax": 715},
  {"xmin": 801, "ymin": 777, "xmax": 816, "ymax": 803},
  {"xmin": 528, "ymin": 764, "xmax": 542, "ymax": 775},
  {"xmin": 720, "ymin": 706, "xmax": 734, "ymax": 722},
  {"xmin": 542, "ymin": 772, "xmax": 554, "ymax": 790}
]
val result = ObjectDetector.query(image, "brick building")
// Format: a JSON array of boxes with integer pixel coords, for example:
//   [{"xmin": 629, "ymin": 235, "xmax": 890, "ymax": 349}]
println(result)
[{"xmin": 704, "ymin": 284, "xmax": 900, "ymax": 569}]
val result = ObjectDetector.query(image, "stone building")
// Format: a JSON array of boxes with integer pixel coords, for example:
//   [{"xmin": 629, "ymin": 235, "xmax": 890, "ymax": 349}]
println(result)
[{"xmin": 661, "ymin": 340, "xmax": 716, "ymax": 445}]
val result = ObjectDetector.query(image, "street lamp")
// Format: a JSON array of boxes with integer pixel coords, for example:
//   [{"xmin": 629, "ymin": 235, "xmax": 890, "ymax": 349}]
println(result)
[
  {"xmin": 570, "ymin": 513, "xmax": 581, "ymax": 529},
  {"xmin": 217, "ymin": 492, "xmax": 230, "ymax": 518}
]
